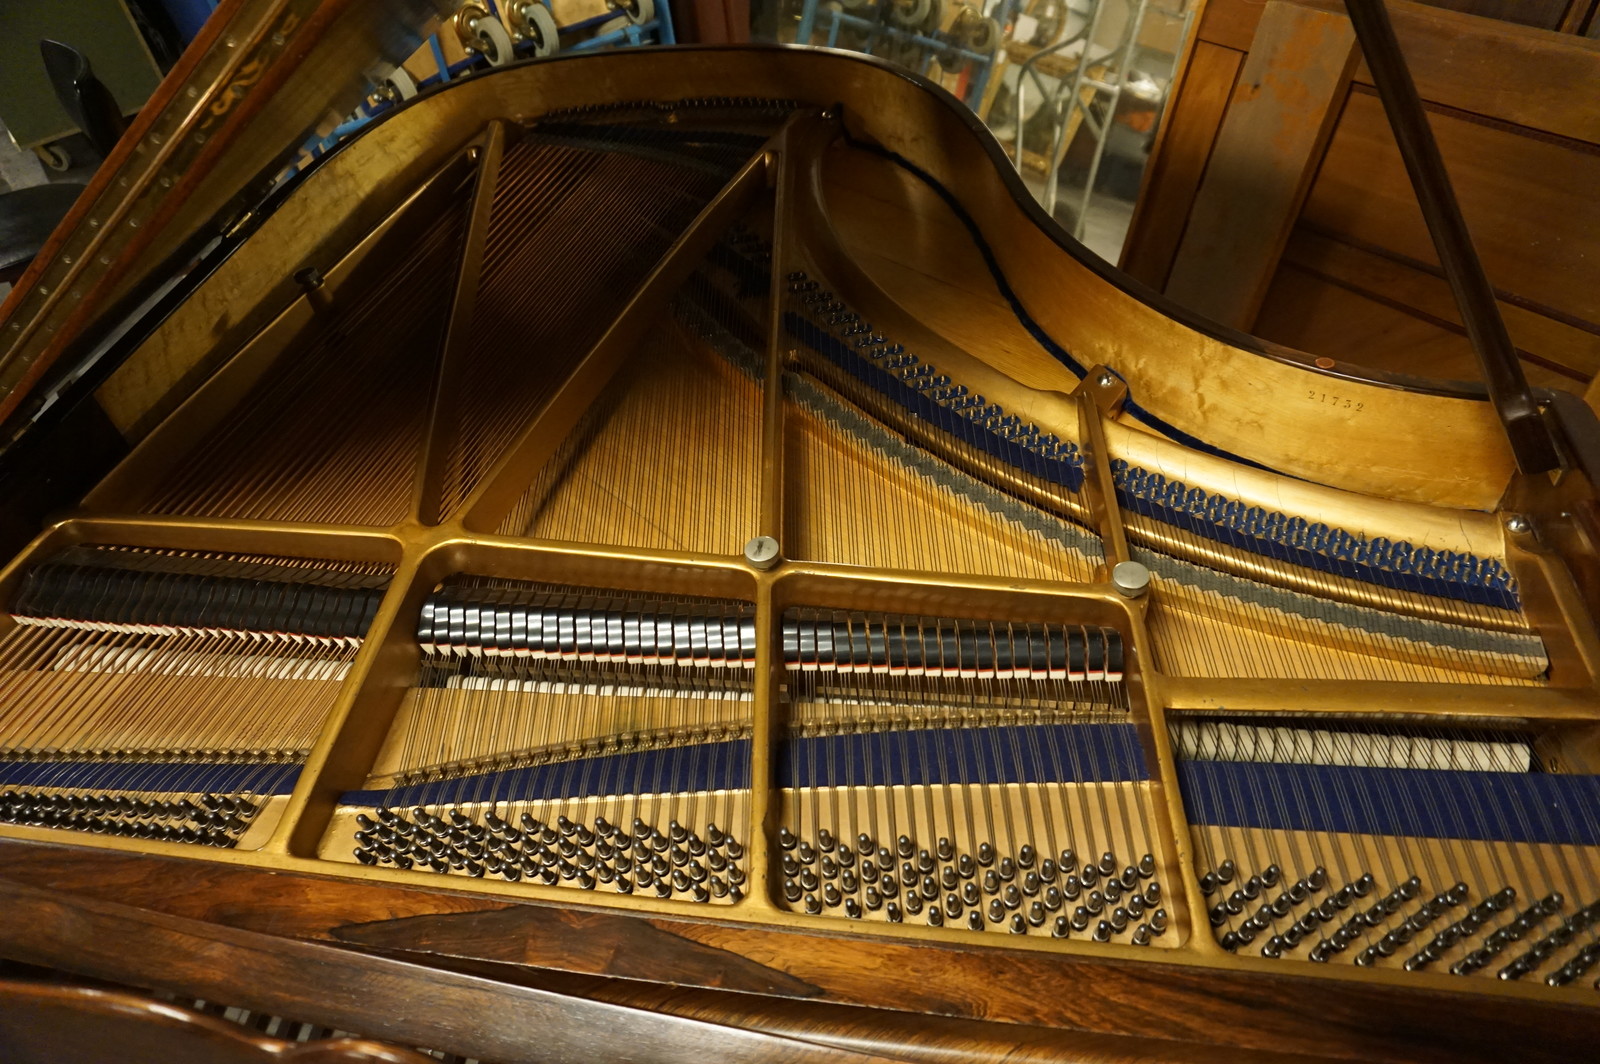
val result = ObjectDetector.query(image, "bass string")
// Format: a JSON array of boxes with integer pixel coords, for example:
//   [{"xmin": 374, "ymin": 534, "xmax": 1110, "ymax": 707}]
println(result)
[
  {"xmin": 373, "ymin": 588, "xmax": 756, "ymax": 869},
  {"xmin": 145, "ymin": 197, "xmax": 467, "ymax": 524},
  {"xmin": 439, "ymin": 132, "xmax": 761, "ymax": 519},
  {"xmin": 0, "ymin": 551, "xmax": 381, "ymax": 824}
]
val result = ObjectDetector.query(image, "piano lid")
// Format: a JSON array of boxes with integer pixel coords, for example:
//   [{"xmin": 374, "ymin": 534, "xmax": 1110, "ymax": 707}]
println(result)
[{"xmin": 0, "ymin": 0, "xmax": 458, "ymax": 434}]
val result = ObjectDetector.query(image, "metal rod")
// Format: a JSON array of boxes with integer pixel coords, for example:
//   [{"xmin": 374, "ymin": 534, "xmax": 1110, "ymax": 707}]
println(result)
[
  {"xmin": 457, "ymin": 141, "xmax": 776, "ymax": 532},
  {"xmin": 413, "ymin": 121, "xmax": 508, "ymax": 525},
  {"xmin": 1343, "ymin": 0, "xmax": 1559, "ymax": 474}
]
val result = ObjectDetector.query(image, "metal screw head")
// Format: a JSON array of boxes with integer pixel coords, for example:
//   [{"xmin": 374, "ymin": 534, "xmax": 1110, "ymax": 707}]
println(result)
[
  {"xmin": 1505, "ymin": 515, "xmax": 1531, "ymax": 535},
  {"xmin": 744, "ymin": 536, "xmax": 781, "ymax": 570},
  {"xmin": 1111, "ymin": 561, "xmax": 1151, "ymax": 598},
  {"xmin": 1097, "ymin": 371, "xmax": 1116, "ymax": 388}
]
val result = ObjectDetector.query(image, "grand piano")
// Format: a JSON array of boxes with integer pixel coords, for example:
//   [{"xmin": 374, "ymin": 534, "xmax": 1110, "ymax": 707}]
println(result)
[{"xmin": 0, "ymin": 1, "xmax": 1597, "ymax": 1060}]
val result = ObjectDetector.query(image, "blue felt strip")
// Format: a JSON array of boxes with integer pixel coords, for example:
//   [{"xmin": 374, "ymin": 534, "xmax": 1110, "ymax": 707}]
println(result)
[
  {"xmin": 785, "ymin": 312, "xmax": 1087, "ymax": 493},
  {"xmin": 345, "ymin": 739, "xmax": 754, "ymax": 808},
  {"xmin": 341, "ymin": 724, "xmax": 1149, "ymax": 808},
  {"xmin": 1178, "ymin": 760, "xmax": 1600, "ymax": 846},
  {"xmin": 779, "ymin": 723, "xmax": 1148, "ymax": 788},
  {"xmin": 779, "ymin": 305, "xmax": 1516, "ymax": 611},
  {"xmin": 0, "ymin": 760, "xmax": 302, "ymax": 795}
]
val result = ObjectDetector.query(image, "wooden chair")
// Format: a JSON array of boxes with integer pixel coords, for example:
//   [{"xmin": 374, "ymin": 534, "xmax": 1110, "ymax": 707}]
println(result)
[{"xmin": 39, "ymin": 39, "xmax": 130, "ymax": 160}]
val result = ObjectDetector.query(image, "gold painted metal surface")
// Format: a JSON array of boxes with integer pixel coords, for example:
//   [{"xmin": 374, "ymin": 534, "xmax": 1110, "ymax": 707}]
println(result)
[{"xmin": 0, "ymin": 48, "xmax": 1595, "ymax": 1010}]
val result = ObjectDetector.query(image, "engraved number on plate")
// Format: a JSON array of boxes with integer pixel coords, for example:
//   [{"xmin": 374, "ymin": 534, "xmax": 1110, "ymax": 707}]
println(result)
[{"xmin": 1309, "ymin": 390, "xmax": 1363, "ymax": 412}]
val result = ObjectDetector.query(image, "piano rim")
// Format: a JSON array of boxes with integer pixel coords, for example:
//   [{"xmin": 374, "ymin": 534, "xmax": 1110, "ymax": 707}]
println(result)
[{"xmin": 3, "ymin": 44, "xmax": 1540, "ymax": 514}]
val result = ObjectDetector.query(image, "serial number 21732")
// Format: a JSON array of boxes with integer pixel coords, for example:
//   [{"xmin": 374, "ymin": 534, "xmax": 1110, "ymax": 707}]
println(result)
[{"xmin": 1309, "ymin": 390, "xmax": 1364, "ymax": 412}]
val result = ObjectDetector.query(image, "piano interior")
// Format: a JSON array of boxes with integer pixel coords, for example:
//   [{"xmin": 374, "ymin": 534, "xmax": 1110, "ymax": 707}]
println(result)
[{"xmin": 0, "ymin": 48, "xmax": 1596, "ymax": 1010}]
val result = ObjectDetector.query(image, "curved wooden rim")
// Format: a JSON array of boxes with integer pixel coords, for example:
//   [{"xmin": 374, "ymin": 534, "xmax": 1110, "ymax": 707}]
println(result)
[
  {"xmin": 334, "ymin": 44, "xmax": 1497, "ymax": 403},
  {"xmin": 73, "ymin": 44, "xmax": 1517, "ymax": 508}
]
